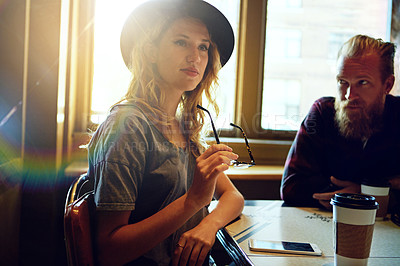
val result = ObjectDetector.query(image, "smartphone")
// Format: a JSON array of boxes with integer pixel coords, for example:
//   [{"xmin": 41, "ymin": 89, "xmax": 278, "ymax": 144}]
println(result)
[{"xmin": 248, "ymin": 239, "xmax": 322, "ymax": 256}]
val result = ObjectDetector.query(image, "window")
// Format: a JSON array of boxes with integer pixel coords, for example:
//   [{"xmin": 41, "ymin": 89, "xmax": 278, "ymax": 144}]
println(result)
[
  {"xmin": 91, "ymin": 0, "xmax": 148, "ymax": 124},
  {"xmin": 265, "ymin": 29, "xmax": 302, "ymax": 59},
  {"xmin": 262, "ymin": 79, "xmax": 301, "ymax": 131},
  {"xmin": 203, "ymin": 0, "xmax": 240, "ymax": 129},
  {"xmin": 91, "ymin": 0, "xmax": 240, "ymax": 128},
  {"xmin": 262, "ymin": 0, "xmax": 391, "ymax": 131},
  {"xmin": 82, "ymin": 0, "xmax": 395, "ymax": 165}
]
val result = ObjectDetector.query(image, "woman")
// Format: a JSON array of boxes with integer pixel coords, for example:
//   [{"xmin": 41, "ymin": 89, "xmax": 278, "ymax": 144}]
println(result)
[{"xmin": 87, "ymin": 0, "xmax": 244, "ymax": 265}]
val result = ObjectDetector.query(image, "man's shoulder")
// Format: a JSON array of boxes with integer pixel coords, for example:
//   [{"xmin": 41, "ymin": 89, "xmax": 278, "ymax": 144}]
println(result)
[
  {"xmin": 309, "ymin": 96, "xmax": 335, "ymax": 114},
  {"xmin": 386, "ymin": 94, "xmax": 400, "ymax": 106},
  {"xmin": 314, "ymin": 96, "xmax": 335, "ymax": 106},
  {"xmin": 385, "ymin": 95, "xmax": 400, "ymax": 122}
]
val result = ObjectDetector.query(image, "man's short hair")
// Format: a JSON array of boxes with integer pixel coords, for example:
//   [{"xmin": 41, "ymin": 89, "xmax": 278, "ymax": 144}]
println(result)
[{"xmin": 337, "ymin": 34, "xmax": 396, "ymax": 83}]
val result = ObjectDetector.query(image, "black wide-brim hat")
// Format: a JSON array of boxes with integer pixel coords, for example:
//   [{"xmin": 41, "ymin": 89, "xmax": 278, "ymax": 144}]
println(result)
[{"xmin": 120, "ymin": 0, "xmax": 234, "ymax": 69}]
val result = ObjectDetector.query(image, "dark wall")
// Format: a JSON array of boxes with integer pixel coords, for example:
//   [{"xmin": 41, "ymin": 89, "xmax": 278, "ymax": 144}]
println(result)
[
  {"xmin": 0, "ymin": 1, "xmax": 25, "ymax": 264},
  {"xmin": 19, "ymin": 0, "xmax": 66, "ymax": 264},
  {"xmin": 0, "ymin": 0, "xmax": 24, "ymax": 164},
  {"xmin": 0, "ymin": 0, "xmax": 69, "ymax": 265}
]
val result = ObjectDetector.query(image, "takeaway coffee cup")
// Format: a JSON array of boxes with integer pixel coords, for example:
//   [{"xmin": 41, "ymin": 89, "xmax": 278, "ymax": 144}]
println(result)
[
  {"xmin": 361, "ymin": 182, "xmax": 390, "ymax": 220},
  {"xmin": 331, "ymin": 193, "xmax": 379, "ymax": 266}
]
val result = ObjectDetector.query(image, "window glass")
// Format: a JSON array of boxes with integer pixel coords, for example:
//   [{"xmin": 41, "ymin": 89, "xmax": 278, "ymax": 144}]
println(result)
[
  {"xmin": 91, "ymin": 0, "xmax": 147, "ymax": 124},
  {"xmin": 262, "ymin": 0, "xmax": 390, "ymax": 131},
  {"xmin": 265, "ymin": 29, "xmax": 302, "ymax": 59},
  {"xmin": 262, "ymin": 79, "xmax": 301, "ymax": 130},
  {"xmin": 91, "ymin": 0, "xmax": 240, "ymax": 127},
  {"xmin": 204, "ymin": 0, "xmax": 240, "ymax": 129}
]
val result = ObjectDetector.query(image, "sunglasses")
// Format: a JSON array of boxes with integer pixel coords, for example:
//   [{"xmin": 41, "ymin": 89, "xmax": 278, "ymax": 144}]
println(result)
[{"xmin": 197, "ymin": 105, "xmax": 256, "ymax": 169}]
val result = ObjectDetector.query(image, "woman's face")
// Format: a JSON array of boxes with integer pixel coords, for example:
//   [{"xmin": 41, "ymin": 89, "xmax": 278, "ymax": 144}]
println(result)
[{"xmin": 153, "ymin": 17, "xmax": 210, "ymax": 95}]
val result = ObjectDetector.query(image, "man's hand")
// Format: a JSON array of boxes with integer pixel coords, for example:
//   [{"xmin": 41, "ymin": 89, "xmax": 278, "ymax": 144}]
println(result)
[
  {"xmin": 313, "ymin": 176, "xmax": 360, "ymax": 209},
  {"xmin": 389, "ymin": 176, "xmax": 400, "ymax": 190}
]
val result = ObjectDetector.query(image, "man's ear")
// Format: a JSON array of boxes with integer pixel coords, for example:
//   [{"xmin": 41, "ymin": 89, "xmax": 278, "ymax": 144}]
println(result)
[
  {"xmin": 384, "ymin": 74, "xmax": 395, "ymax": 94},
  {"xmin": 144, "ymin": 43, "xmax": 157, "ymax": 63}
]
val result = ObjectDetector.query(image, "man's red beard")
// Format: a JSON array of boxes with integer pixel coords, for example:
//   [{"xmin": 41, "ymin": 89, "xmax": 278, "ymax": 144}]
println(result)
[{"xmin": 334, "ymin": 94, "xmax": 385, "ymax": 140}]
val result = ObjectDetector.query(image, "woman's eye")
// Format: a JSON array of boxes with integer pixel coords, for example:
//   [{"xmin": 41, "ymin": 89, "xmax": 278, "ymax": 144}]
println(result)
[
  {"xmin": 338, "ymin": 79, "xmax": 347, "ymax": 85},
  {"xmin": 174, "ymin": 40, "xmax": 186, "ymax": 47},
  {"xmin": 199, "ymin": 44, "xmax": 209, "ymax": 51},
  {"xmin": 359, "ymin": 80, "xmax": 368, "ymax": 85}
]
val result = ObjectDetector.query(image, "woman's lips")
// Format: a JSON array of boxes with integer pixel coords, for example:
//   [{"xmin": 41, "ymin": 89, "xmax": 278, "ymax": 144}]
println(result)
[{"xmin": 181, "ymin": 67, "xmax": 199, "ymax": 77}]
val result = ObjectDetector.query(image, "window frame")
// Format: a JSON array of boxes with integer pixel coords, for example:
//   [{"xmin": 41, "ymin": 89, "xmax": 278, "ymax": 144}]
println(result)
[
  {"xmin": 218, "ymin": 0, "xmax": 294, "ymax": 165},
  {"xmin": 232, "ymin": 0, "xmax": 297, "ymax": 141}
]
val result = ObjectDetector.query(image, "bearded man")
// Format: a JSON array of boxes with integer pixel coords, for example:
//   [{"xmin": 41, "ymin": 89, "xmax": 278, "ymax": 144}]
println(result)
[{"xmin": 280, "ymin": 35, "xmax": 400, "ymax": 210}]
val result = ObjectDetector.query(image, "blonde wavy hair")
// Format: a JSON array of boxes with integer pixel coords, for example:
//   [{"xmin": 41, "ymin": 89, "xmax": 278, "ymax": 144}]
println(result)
[{"xmin": 119, "ymin": 12, "xmax": 222, "ymax": 157}]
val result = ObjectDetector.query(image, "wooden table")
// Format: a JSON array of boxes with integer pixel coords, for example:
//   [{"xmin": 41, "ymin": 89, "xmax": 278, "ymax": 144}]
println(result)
[{"xmin": 211, "ymin": 200, "xmax": 400, "ymax": 266}]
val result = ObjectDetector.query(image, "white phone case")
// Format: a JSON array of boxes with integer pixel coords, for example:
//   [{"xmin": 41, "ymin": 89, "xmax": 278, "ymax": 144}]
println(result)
[{"xmin": 248, "ymin": 239, "xmax": 322, "ymax": 256}]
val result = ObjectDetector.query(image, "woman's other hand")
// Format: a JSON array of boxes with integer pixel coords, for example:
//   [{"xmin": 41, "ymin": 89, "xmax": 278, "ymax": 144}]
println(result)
[{"xmin": 171, "ymin": 222, "xmax": 216, "ymax": 266}]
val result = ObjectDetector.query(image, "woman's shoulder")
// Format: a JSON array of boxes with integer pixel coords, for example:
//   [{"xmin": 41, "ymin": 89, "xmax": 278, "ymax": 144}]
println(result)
[
  {"xmin": 88, "ymin": 104, "xmax": 153, "ymax": 170},
  {"xmin": 110, "ymin": 102, "xmax": 148, "ymax": 121},
  {"xmin": 91, "ymin": 103, "xmax": 153, "ymax": 141},
  {"xmin": 102, "ymin": 102, "xmax": 154, "ymax": 130}
]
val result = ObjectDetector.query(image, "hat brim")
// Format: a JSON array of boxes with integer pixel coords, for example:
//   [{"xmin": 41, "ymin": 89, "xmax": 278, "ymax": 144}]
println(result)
[{"xmin": 120, "ymin": 0, "xmax": 234, "ymax": 69}]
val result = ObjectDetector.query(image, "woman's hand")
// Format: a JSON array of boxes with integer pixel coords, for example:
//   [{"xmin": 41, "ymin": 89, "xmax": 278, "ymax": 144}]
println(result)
[
  {"xmin": 313, "ymin": 176, "xmax": 360, "ymax": 209},
  {"xmin": 186, "ymin": 144, "xmax": 238, "ymax": 209},
  {"xmin": 171, "ymin": 222, "xmax": 217, "ymax": 266}
]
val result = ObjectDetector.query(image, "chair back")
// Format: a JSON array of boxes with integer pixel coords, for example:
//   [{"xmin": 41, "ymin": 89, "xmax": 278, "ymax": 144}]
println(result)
[{"xmin": 64, "ymin": 173, "xmax": 96, "ymax": 266}]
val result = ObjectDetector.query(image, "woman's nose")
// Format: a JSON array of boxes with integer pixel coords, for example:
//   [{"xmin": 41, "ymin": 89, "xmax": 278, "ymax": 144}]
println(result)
[{"xmin": 186, "ymin": 47, "xmax": 200, "ymax": 63}]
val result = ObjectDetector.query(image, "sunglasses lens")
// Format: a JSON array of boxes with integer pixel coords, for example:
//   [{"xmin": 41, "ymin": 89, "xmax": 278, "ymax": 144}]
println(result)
[{"xmin": 232, "ymin": 161, "xmax": 253, "ymax": 169}]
